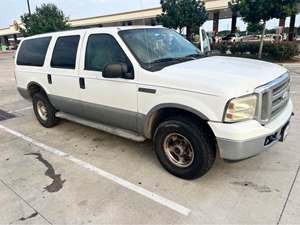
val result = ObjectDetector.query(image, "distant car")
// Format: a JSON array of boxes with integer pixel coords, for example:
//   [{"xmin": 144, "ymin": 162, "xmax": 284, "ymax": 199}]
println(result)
[
  {"xmin": 264, "ymin": 34, "xmax": 283, "ymax": 43},
  {"xmin": 221, "ymin": 33, "xmax": 241, "ymax": 43},
  {"xmin": 241, "ymin": 35, "xmax": 260, "ymax": 43}
]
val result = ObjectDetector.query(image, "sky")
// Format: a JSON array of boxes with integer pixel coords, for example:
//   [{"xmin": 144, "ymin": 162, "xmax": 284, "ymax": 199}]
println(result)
[{"xmin": 1, "ymin": 0, "xmax": 300, "ymax": 31}]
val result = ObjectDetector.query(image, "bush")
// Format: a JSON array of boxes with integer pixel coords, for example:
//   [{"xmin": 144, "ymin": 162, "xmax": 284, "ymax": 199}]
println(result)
[{"xmin": 213, "ymin": 42, "xmax": 299, "ymax": 61}]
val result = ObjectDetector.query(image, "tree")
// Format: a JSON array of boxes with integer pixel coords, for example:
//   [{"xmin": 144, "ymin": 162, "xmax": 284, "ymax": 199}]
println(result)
[
  {"xmin": 228, "ymin": 0, "xmax": 240, "ymax": 33},
  {"xmin": 20, "ymin": 4, "xmax": 70, "ymax": 37},
  {"xmin": 238, "ymin": 0, "xmax": 300, "ymax": 59},
  {"xmin": 246, "ymin": 22, "xmax": 263, "ymax": 35},
  {"xmin": 157, "ymin": 0, "xmax": 208, "ymax": 41}
]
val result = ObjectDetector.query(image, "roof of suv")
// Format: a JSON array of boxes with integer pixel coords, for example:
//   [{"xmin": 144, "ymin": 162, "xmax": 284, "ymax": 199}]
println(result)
[{"xmin": 22, "ymin": 26, "xmax": 164, "ymax": 40}]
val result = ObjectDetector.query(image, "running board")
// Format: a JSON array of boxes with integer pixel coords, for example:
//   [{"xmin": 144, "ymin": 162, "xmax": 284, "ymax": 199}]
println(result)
[{"xmin": 55, "ymin": 112, "xmax": 146, "ymax": 142}]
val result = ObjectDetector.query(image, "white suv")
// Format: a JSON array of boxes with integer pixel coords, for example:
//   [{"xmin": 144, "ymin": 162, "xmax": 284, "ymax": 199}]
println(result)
[{"xmin": 15, "ymin": 27, "xmax": 293, "ymax": 179}]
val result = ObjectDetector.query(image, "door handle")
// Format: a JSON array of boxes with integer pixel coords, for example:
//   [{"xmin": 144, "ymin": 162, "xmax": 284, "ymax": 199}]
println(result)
[
  {"xmin": 79, "ymin": 77, "xmax": 85, "ymax": 89},
  {"xmin": 47, "ymin": 74, "xmax": 52, "ymax": 84}
]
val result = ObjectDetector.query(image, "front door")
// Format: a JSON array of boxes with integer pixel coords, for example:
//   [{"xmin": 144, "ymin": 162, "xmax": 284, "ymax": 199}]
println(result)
[{"xmin": 78, "ymin": 32, "xmax": 138, "ymax": 132}]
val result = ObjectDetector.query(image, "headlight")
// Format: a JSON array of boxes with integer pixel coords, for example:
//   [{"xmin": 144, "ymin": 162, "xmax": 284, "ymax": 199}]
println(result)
[{"xmin": 224, "ymin": 94, "xmax": 257, "ymax": 123}]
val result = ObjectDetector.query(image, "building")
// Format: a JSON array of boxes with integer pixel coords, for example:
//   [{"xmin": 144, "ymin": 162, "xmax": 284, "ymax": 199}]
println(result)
[{"xmin": 0, "ymin": 0, "xmax": 298, "ymax": 49}]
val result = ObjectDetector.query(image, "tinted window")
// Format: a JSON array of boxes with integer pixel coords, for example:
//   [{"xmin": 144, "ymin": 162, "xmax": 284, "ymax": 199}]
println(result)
[
  {"xmin": 51, "ymin": 35, "xmax": 80, "ymax": 69},
  {"xmin": 85, "ymin": 34, "xmax": 127, "ymax": 72},
  {"xmin": 17, "ymin": 37, "xmax": 51, "ymax": 66}
]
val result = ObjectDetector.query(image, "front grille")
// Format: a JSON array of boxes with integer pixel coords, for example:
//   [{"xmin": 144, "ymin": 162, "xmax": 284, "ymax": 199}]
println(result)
[
  {"xmin": 271, "ymin": 79, "xmax": 289, "ymax": 117},
  {"xmin": 255, "ymin": 73, "xmax": 290, "ymax": 124}
]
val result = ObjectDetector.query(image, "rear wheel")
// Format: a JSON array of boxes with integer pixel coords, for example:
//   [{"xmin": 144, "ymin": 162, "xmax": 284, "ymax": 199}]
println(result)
[
  {"xmin": 32, "ymin": 93, "xmax": 60, "ymax": 128},
  {"xmin": 153, "ymin": 116, "xmax": 216, "ymax": 179}
]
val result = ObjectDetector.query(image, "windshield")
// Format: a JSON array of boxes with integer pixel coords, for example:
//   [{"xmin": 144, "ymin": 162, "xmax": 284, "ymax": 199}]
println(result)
[{"xmin": 119, "ymin": 28, "xmax": 201, "ymax": 65}]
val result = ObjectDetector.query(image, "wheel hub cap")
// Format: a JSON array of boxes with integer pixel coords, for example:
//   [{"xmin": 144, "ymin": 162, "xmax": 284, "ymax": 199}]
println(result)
[
  {"xmin": 163, "ymin": 133, "xmax": 194, "ymax": 168},
  {"xmin": 37, "ymin": 100, "xmax": 48, "ymax": 121}
]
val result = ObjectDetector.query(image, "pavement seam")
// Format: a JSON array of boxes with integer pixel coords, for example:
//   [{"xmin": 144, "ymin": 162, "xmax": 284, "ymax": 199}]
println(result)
[
  {"xmin": 277, "ymin": 165, "xmax": 300, "ymax": 225},
  {"xmin": 0, "ymin": 179, "xmax": 53, "ymax": 225}
]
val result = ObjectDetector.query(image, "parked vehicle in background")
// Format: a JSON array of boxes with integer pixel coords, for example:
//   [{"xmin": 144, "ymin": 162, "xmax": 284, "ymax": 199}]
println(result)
[
  {"xmin": 221, "ymin": 33, "xmax": 241, "ymax": 43},
  {"xmin": 241, "ymin": 34, "xmax": 283, "ymax": 43},
  {"xmin": 240, "ymin": 35, "xmax": 260, "ymax": 43},
  {"xmin": 264, "ymin": 34, "xmax": 283, "ymax": 43},
  {"xmin": 15, "ymin": 26, "xmax": 293, "ymax": 179}
]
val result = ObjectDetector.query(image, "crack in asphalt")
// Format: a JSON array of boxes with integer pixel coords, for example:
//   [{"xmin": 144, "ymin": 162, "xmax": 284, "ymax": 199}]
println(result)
[
  {"xmin": 0, "ymin": 179, "xmax": 52, "ymax": 225},
  {"xmin": 25, "ymin": 153, "xmax": 66, "ymax": 193},
  {"xmin": 277, "ymin": 165, "xmax": 300, "ymax": 225}
]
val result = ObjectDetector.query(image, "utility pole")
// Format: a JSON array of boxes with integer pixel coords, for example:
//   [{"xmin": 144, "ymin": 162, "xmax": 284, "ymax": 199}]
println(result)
[{"xmin": 26, "ymin": 0, "xmax": 31, "ymax": 15}]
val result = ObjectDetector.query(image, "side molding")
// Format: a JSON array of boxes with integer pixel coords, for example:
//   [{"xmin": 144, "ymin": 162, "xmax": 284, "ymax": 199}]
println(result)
[{"xmin": 138, "ymin": 88, "xmax": 156, "ymax": 94}]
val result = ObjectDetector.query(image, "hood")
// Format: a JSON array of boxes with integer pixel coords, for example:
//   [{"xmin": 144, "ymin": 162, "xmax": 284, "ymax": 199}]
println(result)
[{"xmin": 150, "ymin": 56, "xmax": 287, "ymax": 98}]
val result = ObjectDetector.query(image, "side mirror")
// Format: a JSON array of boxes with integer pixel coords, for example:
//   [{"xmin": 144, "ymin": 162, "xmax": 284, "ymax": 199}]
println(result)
[{"xmin": 102, "ymin": 63, "xmax": 133, "ymax": 79}]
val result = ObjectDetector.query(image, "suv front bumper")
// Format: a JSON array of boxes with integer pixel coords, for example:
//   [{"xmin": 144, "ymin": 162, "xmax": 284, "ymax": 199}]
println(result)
[{"xmin": 208, "ymin": 100, "xmax": 293, "ymax": 161}]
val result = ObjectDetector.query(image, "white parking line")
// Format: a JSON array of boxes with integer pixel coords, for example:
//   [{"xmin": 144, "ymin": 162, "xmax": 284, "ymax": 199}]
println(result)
[
  {"xmin": 8, "ymin": 106, "xmax": 32, "ymax": 113},
  {"xmin": 0, "ymin": 124, "xmax": 191, "ymax": 216}
]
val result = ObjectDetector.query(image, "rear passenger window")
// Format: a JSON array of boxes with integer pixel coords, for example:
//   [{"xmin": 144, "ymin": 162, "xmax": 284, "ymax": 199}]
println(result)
[
  {"xmin": 51, "ymin": 35, "xmax": 80, "ymax": 69},
  {"xmin": 85, "ymin": 34, "xmax": 127, "ymax": 72},
  {"xmin": 17, "ymin": 37, "xmax": 51, "ymax": 66}
]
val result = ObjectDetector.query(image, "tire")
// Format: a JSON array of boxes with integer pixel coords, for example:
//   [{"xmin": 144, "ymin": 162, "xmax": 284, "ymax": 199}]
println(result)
[
  {"xmin": 153, "ymin": 116, "xmax": 216, "ymax": 179},
  {"xmin": 32, "ymin": 92, "xmax": 60, "ymax": 128}
]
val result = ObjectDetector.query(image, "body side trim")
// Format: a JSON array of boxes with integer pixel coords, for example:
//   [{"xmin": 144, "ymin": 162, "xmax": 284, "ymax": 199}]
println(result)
[
  {"xmin": 48, "ymin": 94, "xmax": 139, "ymax": 133},
  {"xmin": 138, "ymin": 87, "xmax": 156, "ymax": 94}
]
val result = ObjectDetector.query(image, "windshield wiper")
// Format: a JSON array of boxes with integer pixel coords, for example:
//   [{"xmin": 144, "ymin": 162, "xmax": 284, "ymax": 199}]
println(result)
[
  {"xmin": 184, "ymin": 53, "xmax": 203, "ymax": 59},
  {"xmin": 150, "ymin": 57, "xmax": 181, "ymax": 64}
]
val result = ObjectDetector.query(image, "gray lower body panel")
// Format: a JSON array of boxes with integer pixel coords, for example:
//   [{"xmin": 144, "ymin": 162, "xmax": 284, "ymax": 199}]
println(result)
[
  {"xmin": 217, "ymin": 136, "xmax": 271, "ymax": 161},
  {"xmin": 48, "ymin": 94, "xmax": 140, "ymax": 134},
  {"xmin": 217, "ymin": 121, "xmax": 289, "ymax": 161}
]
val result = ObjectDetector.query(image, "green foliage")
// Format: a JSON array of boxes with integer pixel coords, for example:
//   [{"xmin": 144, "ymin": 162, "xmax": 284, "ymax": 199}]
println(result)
[
  {"xmin": 157, "ymin": 0, "xmax": 208, "ymax": 40},
  {"xmin": 20, "ymin": 4, "xmax": 70, "ymax": 37},
  {"xmin": 228, "ymin": 0, "xmax": 240, "ymax": 16},
  {"xmin": 239, "ymin": 0, "xmax": 300, "ymax": 24},
  {"xmin": 236, "ymin": 0, "xmax": 300, "ymax": 58},
  {"xmin": 214, "ymin": 42, "xmax": 299, "ymax": 61},
  {"xmin": 247, "ymin": 22, "xmax": 264, "ymax": 35}
]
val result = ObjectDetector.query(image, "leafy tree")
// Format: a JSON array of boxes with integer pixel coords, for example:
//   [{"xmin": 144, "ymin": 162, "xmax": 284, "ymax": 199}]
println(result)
[
  {"xmin": 247, "ymin": 22, "xmax": 264, "ymax": 35},
  {"xmin": 20, "ymin": 4, "xmax": 70, "ymax": 36},
  {"xmin": 238, "ymin": 0, "xmax": 300, "ymax": 59},
  {"xmin": 157, "ymin": 0, "xmax": 208, "ymax": 41}
]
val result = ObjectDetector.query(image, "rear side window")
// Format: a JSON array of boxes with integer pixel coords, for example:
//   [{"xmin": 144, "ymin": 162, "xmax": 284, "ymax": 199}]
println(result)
[
  {"xmin": 51, "ymin": 35, "xmax": 80, "ymax": 69},
  {"xmin": 17, "ymin": 37, "xmax": 51, "ymax": 66}
]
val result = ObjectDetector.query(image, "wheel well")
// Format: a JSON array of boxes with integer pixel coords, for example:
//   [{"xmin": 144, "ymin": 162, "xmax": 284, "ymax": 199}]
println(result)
[
  {"xmin": 27, "ymin": 83, "xmax": 47, "ymax": 98},
  {"xmin": 147, "ymin": 107, "xmax": 215, "ymax": 141}
]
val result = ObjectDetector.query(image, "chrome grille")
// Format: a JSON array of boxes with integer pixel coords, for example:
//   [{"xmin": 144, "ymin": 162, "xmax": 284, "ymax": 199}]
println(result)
[{"xmin": 255, "ymin": 73, "xmax": 290, "ymax": 124}]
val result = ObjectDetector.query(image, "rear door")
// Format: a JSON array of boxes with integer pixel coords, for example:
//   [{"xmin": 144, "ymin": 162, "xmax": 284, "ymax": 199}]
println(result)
[
  {"xmin": 45, "ymin": 31, "xmax": 85, "ymax": 116},
  {"xmin": 78, "ymin": 30, "xmax": 138, "ymax": 132}
]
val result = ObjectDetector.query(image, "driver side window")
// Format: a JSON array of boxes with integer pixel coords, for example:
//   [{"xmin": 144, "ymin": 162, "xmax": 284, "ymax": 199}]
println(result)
[{"xmin": 85, "ymin": 34, "xmax": 128, "ymax": 72}]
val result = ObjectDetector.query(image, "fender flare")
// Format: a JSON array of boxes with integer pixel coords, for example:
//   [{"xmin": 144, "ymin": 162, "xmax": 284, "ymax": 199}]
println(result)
[
  {"xmin": 142, "ymin": 103, "xmax": 209, "ymax": 138},
  {"xmin": 27, "ymin": 81, "xmax": 48, "ymax": 97}
]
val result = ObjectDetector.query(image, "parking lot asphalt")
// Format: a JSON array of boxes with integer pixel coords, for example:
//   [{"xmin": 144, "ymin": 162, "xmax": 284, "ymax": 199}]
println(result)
[{"xmin": 0, "ymin": 52, "xmax": 300, "ymax": 224}]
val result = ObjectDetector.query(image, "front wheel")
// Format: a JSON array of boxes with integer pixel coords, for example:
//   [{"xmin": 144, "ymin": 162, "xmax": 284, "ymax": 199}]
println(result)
[
  {"xmin": 153, "ymin": 117, "xmax": 216, "ymax": 179},
  {"xmin": 33, "ymin": 93, "xmax": 60, "ymax": 128}
]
